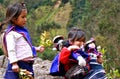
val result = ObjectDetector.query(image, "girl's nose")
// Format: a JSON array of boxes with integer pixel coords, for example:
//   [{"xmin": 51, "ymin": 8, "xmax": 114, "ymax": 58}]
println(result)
[{"xmin": 25, "ymin": 18, "xmax": 27, "ymax": 22}]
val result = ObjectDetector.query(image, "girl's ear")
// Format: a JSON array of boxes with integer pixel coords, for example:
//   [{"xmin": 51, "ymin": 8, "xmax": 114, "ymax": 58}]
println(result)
[{"xmin": 11, "ymin": 17, "xmax": 17, "ymax": 23}]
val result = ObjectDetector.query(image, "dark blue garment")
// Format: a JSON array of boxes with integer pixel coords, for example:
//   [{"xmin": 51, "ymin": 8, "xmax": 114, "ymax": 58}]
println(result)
[
  {"xmin": 71, "ymin": 49, "xmax": 107, "ymax": 79},
  {"xmin": 50, "ymin": 54, "xmax": 66, "ymax": 76},
  {"xmin": 83, "ymin": 69, "xmax": 107, "ymax": 79},
  {"xmin": 14, "ymin": 26, "xmax": 36, "ymax": 57},
  {"xmin": 72, "ymin": 49, "xmax": 89, "ymax": 60},
  {"xmin": 4, "ymin": 61, "xmax": 34, "ymax": 79},
  {"xmin": 72, "ymin": 49, "xmax": 104, "ymax": 70},
  {"xmin": 89, "ymin": 59, "xmax": 103, "ymax": 70}
]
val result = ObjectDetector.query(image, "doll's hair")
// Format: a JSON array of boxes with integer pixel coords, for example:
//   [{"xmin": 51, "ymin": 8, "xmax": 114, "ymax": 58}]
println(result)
[
  {"xmin": 68, "ymin": 27, "xmax": 86, "ymax": 43},
  {"xmin": 53, "ymin": 35, "xmax": 64, "ymax": 43},
  {"xmin": 53, "ymin": 35, "xmax": 70, "ymax": 51},
  {"xmin": 84, "ymin": 38, "xmax": 97, "ymax": 51},
  {"xmin": 0, "ymin": 2, "xmax": 26, "ymax": 31}
]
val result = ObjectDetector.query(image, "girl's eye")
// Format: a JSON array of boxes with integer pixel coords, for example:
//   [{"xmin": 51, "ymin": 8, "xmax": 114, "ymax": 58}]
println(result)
[{"xmin": 22, "ymin": 16, "xmax": 26, "ymax": 18}]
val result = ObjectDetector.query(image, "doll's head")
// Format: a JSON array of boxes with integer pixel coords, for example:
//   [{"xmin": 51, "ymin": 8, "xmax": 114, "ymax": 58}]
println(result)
[
  {"xmin": 84, "ymin": 38, "xmax": 97, "ymax": 52},
  {"xmin": 53, "ymin": 35, "xmax": 64, "ymax": 51},
  {"xmin": 53, "ymin": 35, "xmax": 70, "ymax": 51}
]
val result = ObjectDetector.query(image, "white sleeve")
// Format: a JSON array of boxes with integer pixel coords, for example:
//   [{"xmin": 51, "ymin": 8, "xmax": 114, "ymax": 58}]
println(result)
[
  {"xmin": 77, "ymin": 56, "xmax": 86, "ymax": 66},
  {"xmin": 6, "ymin": 33, "xmax": 18, "ymax": 63}
]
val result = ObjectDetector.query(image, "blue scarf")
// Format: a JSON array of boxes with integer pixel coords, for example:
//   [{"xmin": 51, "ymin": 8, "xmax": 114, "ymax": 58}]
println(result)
[{"xmin": 4, "ymin": 25, "xmax": 36, "ymax": 57}]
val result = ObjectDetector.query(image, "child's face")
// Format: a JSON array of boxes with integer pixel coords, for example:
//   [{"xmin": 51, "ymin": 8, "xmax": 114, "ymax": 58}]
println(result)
[
  {"xmin": 88, "ymin": 42, "xmax": 95, "ymax": 48},
  {"xmin": 72, "ymin": 40, "xmax": 85, "ymax": 48},
  {"xmin": 13, "ymin": 9, "xmax": 27, "ymax": 27}
]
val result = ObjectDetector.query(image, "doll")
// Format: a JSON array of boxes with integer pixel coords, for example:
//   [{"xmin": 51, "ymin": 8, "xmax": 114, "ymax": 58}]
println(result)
[
  {"xmin": 84, "ymin": 38, "xmax": 102, "ymax": 64},
  {"xmin": 83, "ymin": 38, "xmax": 107, "ymax": 79},
  {"xmin": 53, "ymin": 35, "xmax": 70, "ymax": 51}
]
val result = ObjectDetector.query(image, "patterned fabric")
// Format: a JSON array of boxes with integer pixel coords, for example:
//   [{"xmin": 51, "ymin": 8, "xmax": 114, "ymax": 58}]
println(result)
[
  {"xmin": 83, "ymin": 69, "xmax": 107, "ymax": 79},
  {"xmin": 87, "ymin": 48, "xmax": 104, "ymax": 70}
]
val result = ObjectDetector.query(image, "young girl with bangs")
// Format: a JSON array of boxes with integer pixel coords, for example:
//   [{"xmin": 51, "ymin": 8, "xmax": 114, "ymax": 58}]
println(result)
[
  {"xmin": 59, "ymin": 27, "xmax": 88, "ymax": 78},
  {"xmin": 0, "ymin": 3, "xmax": 44, "ymax": 79},
  {"xmin": 60, "ymin": 27, "xmax": 107, "ymax": 79}
]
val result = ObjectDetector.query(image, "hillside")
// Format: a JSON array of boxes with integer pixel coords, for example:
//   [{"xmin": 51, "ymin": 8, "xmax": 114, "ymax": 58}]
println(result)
[
  {"xmin": 68, "ymin": 0, "xmax": 120, "ymax": 72},
  {"xmin": 0, "ymin": 0, "xmax": 120, "ymax": 78}
]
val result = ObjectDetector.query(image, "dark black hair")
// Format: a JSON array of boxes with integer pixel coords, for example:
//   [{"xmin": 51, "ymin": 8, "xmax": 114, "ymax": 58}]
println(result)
[
  {"xmin": 0, "ymin": 2, "xmax": 26, "ymax": 31},
  {"xmin": 68, "ymin": 27, "xmax": 86, "ymax": 42}
]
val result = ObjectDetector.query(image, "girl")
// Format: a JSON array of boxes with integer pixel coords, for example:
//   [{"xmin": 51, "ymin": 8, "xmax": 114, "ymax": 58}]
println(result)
[
  {"xmin": 0, "ymin": 3, "xmax": 44, "ymax": 79},
  {"xmin": 59, "ymin": 27, "xmax": 88, "ymax": 78}
]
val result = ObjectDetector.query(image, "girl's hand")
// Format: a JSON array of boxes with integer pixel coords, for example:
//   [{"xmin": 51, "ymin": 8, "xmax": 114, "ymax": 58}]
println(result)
[
  {"xmin": 12, "ymin": 63, "xmax": 19, "ymax": 72},
  {"xmin": 35, "ymin": 46, "xmax": 45, "ymax": 53},
  {"xmin": 68, "ymin": 45, "xmax": 80, "ymax": 51},
  {"xmin": 97, "ymin": 56, "xmax": 103, "ymax": 64}
]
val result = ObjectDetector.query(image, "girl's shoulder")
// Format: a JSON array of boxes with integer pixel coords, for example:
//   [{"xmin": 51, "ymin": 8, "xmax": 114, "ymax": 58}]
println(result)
[{"xmin": 5, "ymin": 30, "xmax": 23, "ymax": 39}]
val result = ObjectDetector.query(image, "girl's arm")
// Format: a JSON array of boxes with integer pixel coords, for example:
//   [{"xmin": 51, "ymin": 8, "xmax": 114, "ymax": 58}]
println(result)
[
  {"xmin": 72, "ymin": 52, "xmax": 86, "ymax": 66},
  {"xmin": 6, "ymin": 32, "xmax": 19, "ymax": 72},
  {"xmin": 59, "ymin": 45, "xmax": 80, "ymax": 64},
  {"xmin": 6, "ymin": 32, "xmax": 18, "ymax": 63}
]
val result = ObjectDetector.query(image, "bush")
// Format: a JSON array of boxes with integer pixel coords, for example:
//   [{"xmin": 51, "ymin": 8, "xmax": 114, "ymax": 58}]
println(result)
[{"xmin": 38, "ymin": 47, "xmax": 58, "ymax": 61}]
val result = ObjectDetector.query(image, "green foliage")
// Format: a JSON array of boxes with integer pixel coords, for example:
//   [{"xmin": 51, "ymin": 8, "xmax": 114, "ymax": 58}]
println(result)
[
  {"xmin": 36, "ymin": 21, "xmax": 61, "ymax": 33},
  {"xmin": 62, "ymin": 0, "xmax": 69, "ymax": 4},
  {"xmin": 19, "ymin": 68, "xmax": 33, "ymax": 79},
  {"xmin": 1, "ymin": 0, "xmax": 120, "ymax": 77},
  {"xmin": 67, "ymin": 0, "xmax": 86, "ymax": 28},
  {"xmin": 38, "ymin": 48, "xmax": 57, "ymax": 61},
  {"xmin": 0, "ymin": 11, "xmax": 5, "ymax": 22},
  {"xmin": 98, "ymin": 47, "xmax": 120, "ymax": 78},
  {"xmin": 0, "ymin": 48, "xmax": 3, "ymax": 55},
  {"xmin": 27, "ymin": 5, "xmax": 61, "ymax": 45},
  {"xmin": 107, "ymin": 69, "xmax": 120, "ymax": 79},
  {"xmin": 68, "ymin": 0, "xmax": 120, "ymax": 75},
  {"xmin": 39, "ymin": 31, "xmax": 52, "ymax": 47},
  {"xmin": 0, "ymin": 0, "xmax": 3, "ymax": 3},
  {"xmin": 38, "ymin": 31, "xmax": 58, "ymax": 61},
  {"xmin": 0, "ymin": 4, "xmax": 6, "ymax": 22},
  {"xmin": 33, "ymin": 5, "xmax": 60, "ymax": 26},
  {"xmin": 24, "ymin": 0, "xmax": 55, "ymax": 10}
]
